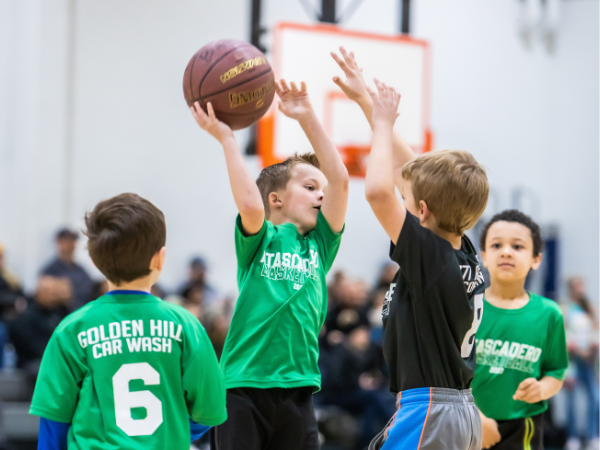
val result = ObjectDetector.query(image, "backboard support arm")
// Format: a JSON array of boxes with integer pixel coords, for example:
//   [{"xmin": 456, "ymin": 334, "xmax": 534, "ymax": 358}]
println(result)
[{"xmin": 401, "ymin": 0, "xmax": 411, "ymax": 34}]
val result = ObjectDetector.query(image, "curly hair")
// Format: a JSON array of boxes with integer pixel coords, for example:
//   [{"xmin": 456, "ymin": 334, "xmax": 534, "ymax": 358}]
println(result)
[{"xmin": 479, "ymin": 209, "xmax": 543, "ymax": 257}]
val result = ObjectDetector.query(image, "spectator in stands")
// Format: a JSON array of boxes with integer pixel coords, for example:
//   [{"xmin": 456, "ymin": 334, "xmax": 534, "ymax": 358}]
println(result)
[
  {"xmin": 325, "ymin": 278, "xmax": 370, "ymax": 334},
  {"xmin": 41, "ymin": 228, "xmax": 94, "ymax": 308},
  {"xmin": 563, "ymin": 276, "xmax": 599, "ymax": 450},
  {"xmin": 91, "ymin": 279, "xmax": 109, "ymax": 300},
  {"xmin": 0, "ymin": 242, "xmax": 26, "ymax": 320},
  {"xmin": 366, "ymin": 286, "xmax": 387, "ymax": 346},
  {"xmin": 179, "ymin": 256, "xmax": 217, "ymax": 307},
  {"xmin": 374, "ymin": 261, "xmax": 398, "ymax": 290},
  {"xmin": 7, "ymin": 276, "xmax": 72, "ymax": 375},
  {"xmin": 318, "ymin": 274, "xmax": 395, "ymax": 449},
  {"xmin": 0, "ymin": 243, "xmax": 27, "ymax": 369},
  {"xmin": 328, "ymin": 270, "xmax": 347, "ymax": 309}
]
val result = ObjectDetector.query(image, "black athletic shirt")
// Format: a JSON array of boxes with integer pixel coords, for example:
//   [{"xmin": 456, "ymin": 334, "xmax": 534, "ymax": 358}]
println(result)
[{"xmin": 382, "ymin": 211, "xmax": 485, "ymax": 394}]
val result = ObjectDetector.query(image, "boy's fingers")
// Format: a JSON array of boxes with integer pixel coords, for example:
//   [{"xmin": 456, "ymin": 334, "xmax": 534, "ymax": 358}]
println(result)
[
  {"xmin": 290, "ymin": 81, "xmax": 298, "ymax": 92},
  {"xmin": 280, "ymin": 79, "xmax": 290, "ymax": 92},
  {"xmin": 192, "ymin": 102, "xmax": 207, "ymax": 120},
  {"xmin": 331, "ymin": 52, "xmax": 351, "ymax": 74},
  {"xmin": 374, "ymin": 78, "xmax": 387, "ymax": 98},
  {"xmin": 518, "ymin": 378, "xmax": 536, "ymax": 390},
  {"xmin": 339, "ymin": 47, "xmax": 354, "ymax": 66},
  {"xmin": 275, "ymin": 80, "xmax": 283, "ymax": 95},
  {"xmin": 190, "ymin": 107, "xmax": 200, "ymax": 123},
  {"xmin": 332, "ymin": 76, "xmax": 346, "ymax": 88},
  {"xmin": 332, "ymin": 76, "xmax": 350, "ymax": 94},
  {"xmin": 207, "ymin": 102, "xmax": 216, "ymax": 120},
  {"xmin": 365, "ymin": 85, "xmax": 377, "ymax": 100},
  {"xmin": 340, "ymin": 46, "xmax": 358, "ymax": 70},
  {"xmin": 300, "ymin": 81, "xmax": 307, "ymax": 92}
]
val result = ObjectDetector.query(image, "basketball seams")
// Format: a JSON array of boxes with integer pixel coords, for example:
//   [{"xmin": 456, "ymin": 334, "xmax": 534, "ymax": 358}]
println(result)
[
  {"xmin": 196, "ymin": 44, "xmax": 250, "ymax": 103},
  {"xmin": 210, "ymin": 105, "xmax": 271, "ymax": 117}
]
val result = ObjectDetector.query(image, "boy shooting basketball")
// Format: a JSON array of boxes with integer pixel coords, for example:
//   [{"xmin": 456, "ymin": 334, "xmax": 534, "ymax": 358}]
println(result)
[
  {"xmin": 332, "ymin": 49, "xmax": 488, "ymax": 450},
  {"xmin": 30, "ymin": 193, "xmax": 227, "ymax": 449},
  {"xmin": 190, "ymin": 79, "xmax": 349, "ymax": 450}
]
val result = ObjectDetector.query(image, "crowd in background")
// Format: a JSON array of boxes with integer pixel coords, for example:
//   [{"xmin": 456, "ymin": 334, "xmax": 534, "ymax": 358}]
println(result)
[{"xmin": 0, "ymin": 229, "xmax": 598, "ymax": 450}]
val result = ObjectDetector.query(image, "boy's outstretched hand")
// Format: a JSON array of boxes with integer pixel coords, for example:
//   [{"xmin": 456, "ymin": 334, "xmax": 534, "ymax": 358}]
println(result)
[
  {"xmin": 331, "ymin": 47, "xmax": 370, "ymax": 105},
  {"xmin": 275, "ymin": 80, "xmax": 315, "ymax": 123},
  {"xmin": 366, "ymin": 79, "xmax": 401, "ymax": 128},
  {"xmin": 190, "ymin": 101, "xmax": 234, "ymax": 144}
]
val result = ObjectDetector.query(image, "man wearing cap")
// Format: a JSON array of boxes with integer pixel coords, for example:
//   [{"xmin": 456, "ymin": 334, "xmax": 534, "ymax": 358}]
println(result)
[
  {"xmin": 41, "ymin": 228, "xmax": 94, "ymax": 308},
  {"xmin": 179, "ymin": 256, "xmax": 218, "ymax": 308}
]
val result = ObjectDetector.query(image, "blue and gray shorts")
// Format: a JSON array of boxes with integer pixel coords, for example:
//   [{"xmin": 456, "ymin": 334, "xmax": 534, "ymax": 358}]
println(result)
[{"xmin": 369, "ymin": 387, "xmax": 482, "ymax": 450}]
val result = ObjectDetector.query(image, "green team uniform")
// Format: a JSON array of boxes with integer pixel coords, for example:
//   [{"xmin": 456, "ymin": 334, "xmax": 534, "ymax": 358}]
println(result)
[
  {"xmin": 30, "ymin": 292, "xmax": 227, "ymax": 450},
  {"xmin": 220, "ymin": 211, "xmax": 343, "ymax": 390},
  {"xmin": 472, "ymin": 292, "xmax": 568, "ymax": 421}
]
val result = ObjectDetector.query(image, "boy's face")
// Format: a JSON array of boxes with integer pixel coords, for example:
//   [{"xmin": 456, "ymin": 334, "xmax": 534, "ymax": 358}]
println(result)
[
  {"xmin": 481, "ymin": 221, "xmax": 542, "ymax": 283},
  {"xmin": 275, "ymin": 163, "xmax": 327, "ymax": 233}
]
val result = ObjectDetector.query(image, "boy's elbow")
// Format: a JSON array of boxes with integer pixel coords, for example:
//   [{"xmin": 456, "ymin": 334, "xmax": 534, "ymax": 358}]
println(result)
[
  {"xmin": 328, "ymin": 166, "xmax": 349, "ymax": 188},
  {"xmin": 337, "ymin": 173, "xmax": 350, "ymax": 192},
  {"xmin": 365, "ymin": 184, "xmax": 391, "ymax": 205},
  {"xmin": 239, "ymin": 202, "xmax": 264, "ymax": 218}
]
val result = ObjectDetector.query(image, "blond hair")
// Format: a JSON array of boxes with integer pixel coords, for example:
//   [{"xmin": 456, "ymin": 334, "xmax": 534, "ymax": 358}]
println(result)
[
  {"xmin": 256, "ymin": 153, "xmax": 321, "ymax": 218},
  {"xmin": 401, "ymin": 150, "xmax": 488, "ymax": 235}
]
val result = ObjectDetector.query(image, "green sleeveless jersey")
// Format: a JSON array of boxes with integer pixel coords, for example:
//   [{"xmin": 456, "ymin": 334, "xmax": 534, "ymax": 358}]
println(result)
[
  {"xmin": 30, "ymin": 291, "xmax": 227, "ymax": 449},
  {"xmin": 220, "ymin": 211, "xmax": 343, "ymax": 390}
]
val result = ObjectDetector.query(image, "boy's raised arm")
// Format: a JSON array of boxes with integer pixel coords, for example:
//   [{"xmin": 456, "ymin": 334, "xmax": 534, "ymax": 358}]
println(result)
[
  {"xmin": 364, "ymin": 80, "xmax": 407, "ymax": 244},
  {"xmin": 190, "ymin": 102, "xmax": 265, "ymax": 235},
  {"xmin": 331, "ymin": 47, "xmax": 415, "ymax": 187},
  {"xmin": 276, "ymin": 80, "xmax": 349, "ymax": 233}
]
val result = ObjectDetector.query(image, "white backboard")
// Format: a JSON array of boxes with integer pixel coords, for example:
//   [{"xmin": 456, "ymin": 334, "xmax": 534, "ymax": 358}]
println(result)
[{"xmin": 258, "ymin": 22, "xmax": 431, "ymax": 173}]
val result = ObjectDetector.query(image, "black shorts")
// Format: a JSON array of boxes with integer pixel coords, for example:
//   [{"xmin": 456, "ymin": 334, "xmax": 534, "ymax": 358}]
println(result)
[
  {"xmin": 490, "ymin": 413, "xmax": 544, "ymax": 450},
  {"xmin": 210, "ymin": 387, "xmax": 319, "ymax": 450}
]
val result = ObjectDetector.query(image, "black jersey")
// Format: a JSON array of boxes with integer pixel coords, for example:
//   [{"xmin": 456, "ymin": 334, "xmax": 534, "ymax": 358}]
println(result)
[{"xmin": 382, "ymin": 211, "xmax": 485, "ymax": 394}]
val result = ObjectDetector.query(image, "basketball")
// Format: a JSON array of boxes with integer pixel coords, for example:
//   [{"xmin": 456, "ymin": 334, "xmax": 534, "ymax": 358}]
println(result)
[{"xmin": 183, "ymin": 40, "xmax": 275, "ymax": 130}]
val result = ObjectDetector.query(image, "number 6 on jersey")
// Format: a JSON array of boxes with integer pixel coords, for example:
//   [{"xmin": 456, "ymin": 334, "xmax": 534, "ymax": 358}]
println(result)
[{"xmin": 113, "ymin": 362, "xmax": 164, "ymax": 436}]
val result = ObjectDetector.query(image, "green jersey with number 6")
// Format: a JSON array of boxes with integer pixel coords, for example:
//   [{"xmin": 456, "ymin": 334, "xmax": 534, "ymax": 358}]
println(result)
[{"xmin": 30, "ymin": 291, "xmax": 227, "ymax": 450}]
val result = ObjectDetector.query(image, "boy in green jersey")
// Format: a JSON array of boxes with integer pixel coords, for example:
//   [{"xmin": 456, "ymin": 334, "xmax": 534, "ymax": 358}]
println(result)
[
  {"xmin": 190, "ymin": 79, "xmax": 348, "ymax": 450},
  {"xmin": 474, "ymin": 209, "xmax": 569, "ymax": 450},
  {"xmin": 30, "ymin": 193, "xmax": 227, "ymax": 450}
]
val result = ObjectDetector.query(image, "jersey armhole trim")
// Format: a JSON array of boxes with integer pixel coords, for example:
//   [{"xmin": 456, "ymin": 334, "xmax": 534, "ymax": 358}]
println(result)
[
  {"xmin": 190, "ymin": 411, "xmax": 228, "ymax": 427},
  {"xmin": 29, "ymin": 407, "xmax": 72, "ymax": 424}
]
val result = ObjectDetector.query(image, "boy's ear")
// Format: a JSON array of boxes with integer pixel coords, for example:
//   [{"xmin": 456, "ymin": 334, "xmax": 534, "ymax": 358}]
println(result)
[
  {"xmin": 480, "ymin": 251, "xmax": 489, "ymax": 268},
  {"xmin": 531, "ymin": 252, "xmax": 543, "ymax": 271},
  {"xmin": 150, "ymin": 247, "xmax": 167, "ymax": 272},
  {"xmin": 268, "ymin": 192, "xmax": 283, "ymax": 210},
  {"xmin": 418, "ymin": 200, "xmax": 430, "ymax": 223}
]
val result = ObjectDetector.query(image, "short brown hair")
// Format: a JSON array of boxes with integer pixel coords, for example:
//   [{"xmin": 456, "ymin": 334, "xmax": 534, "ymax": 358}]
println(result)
[
  {"xmin": 84, "ymin": 193, "xmax": 166, "ymax": 284},
  {"xmin": 402, "ymin": 150, "xmax": 488, "ymax": 235},
  {"xmin": 256, "ymin": 152, "xmax": 321, "ymax": 218}
]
